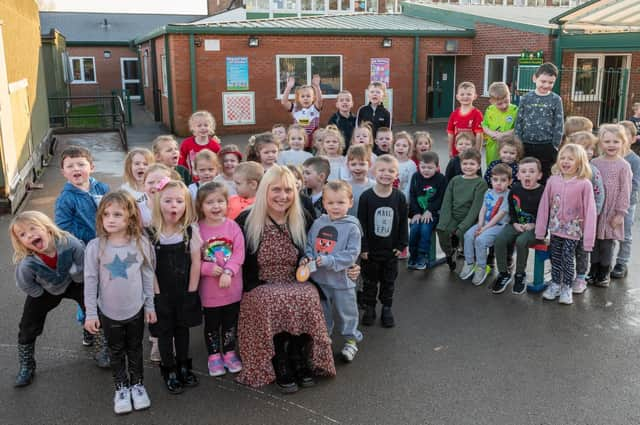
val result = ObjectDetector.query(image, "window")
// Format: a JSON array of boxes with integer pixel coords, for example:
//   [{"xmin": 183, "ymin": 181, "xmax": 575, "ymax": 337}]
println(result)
[
  {"xmin": 572, "ymin": 55, "xmax": 602, "ymax": 102},
  {"xmin": 69, "ymin": 57, "xmax": 96, "ymax": 83},
  {"xmin": 483, "ymin": 54, "xmax": 519, "ymax": 95},
  {"xmin": 143, "ymin": 50, "xmax": 149, "ymax": 88},
  {"xmin": 161, "ymin": 54, "xmax": 168, "ymax": 97},
  {"xmin": 276, "ymin": 55, "xmax": 342, "ymax": 99}
]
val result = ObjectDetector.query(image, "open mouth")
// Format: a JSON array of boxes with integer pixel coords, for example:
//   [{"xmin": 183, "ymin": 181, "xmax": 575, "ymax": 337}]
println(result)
[
  {"xmin": 73, "ymin": 173, "xmax": 82, "ymax": 179},
  {"xmin": 32, "ymin": 237, "xmax": 44, "ymax": 250}
]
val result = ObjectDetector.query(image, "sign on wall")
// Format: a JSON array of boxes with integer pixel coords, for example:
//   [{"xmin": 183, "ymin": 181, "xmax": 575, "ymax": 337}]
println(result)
[
  {"xmin": 370, "ymin": 58, "xmax": 390, "ymax": 87},
  {"xmin": 222, "ymin": 92, "xmax": 255, "ymax": 126},
  {"xmin": 226, "ymin": 57, "xmax": 249, "ymax": 91}
]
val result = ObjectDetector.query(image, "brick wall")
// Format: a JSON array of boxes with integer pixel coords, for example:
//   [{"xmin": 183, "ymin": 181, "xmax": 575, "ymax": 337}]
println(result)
[{"xmin": 68, "ymin": 45, "xmax": 138, "ymax": 97}]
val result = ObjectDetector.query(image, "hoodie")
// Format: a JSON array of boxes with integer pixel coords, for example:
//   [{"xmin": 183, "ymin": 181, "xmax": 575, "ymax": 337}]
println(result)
[
  {"xmin": 305, "ymin": 214, "xmax": 362, "ymax": 289},
  {"xmin": 55, "ymin": 177, "xmax": 109, "ymax": 244}
]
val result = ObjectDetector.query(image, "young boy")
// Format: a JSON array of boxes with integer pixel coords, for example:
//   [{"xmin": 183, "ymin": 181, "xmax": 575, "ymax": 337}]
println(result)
[
  {"xmin": 303, "ymin": 156, "xmax": 331, "ymax": 218},
  {"xmin": 356, "ymin": 81, "xmax": 391, "ymax": 138},
  {"xmin": 483, "ymin": 138, "xmax": 522, "ymax": 188},
  {"xmin": 152, "ymin": 135, "xmax": 192, "ymax": 185},
  {"xmin": 514, "ymin": 62, "xmax": 564, "ymax": 184},
  {"xmin": 358, "ymin": 155, "xmax": 408, "ymax": 328},
  {"xmin": 482, "ymin": 82, "xmax": 518, "ymax": 166},
  {"xmin": 227, "ymin": 161, "xmax": 264, "ymax": 220},
  {"xmin": 345, "ymin": 145, "xmax": 375, "ymax": 217},
  {"xmin": 447, "ymin": 81, "xmax": 484, "ymax": 158},
  {"xmin": 445, "ymin": 132, "xmax": 481, "ymax": 182},
  {"xmin": 563, "ymin": 116, "xmax": 593, "ymax": 143},
  {"xmin": 328, "ymin": 90, "xmax": 356, "ymax": 152},
  {"xmin": 188, "ymin": 149, "xmax": 219, "ymax": 203},
  {"xmin": 408, "ymin": 152, "xmax": 447, "ymax": 270},
  {"xmin": 492, "ymin": 157, "xmax": 545, "ymax": 294},
  {"xmin": 304, "ymin": 181, "xmax": 363, "ymax": 362},
  {"xmin": 436, "ymin": 148, "xmax": 488, "ymax": 271},
  {"xmin": 373, "ymin": 127, "xmax": 393, "ymax": 156},
  {"xmin": 271, "ymin": 123, "xmax": 287, "ymax": 147},
  {"xmin": 459, "ymin": 164, "xmax": 511, "ymax": 286}
]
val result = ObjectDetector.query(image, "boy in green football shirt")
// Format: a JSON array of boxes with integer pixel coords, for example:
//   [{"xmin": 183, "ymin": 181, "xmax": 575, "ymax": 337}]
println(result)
[{"xmin": 482, "ymin": 82, "xmax": 518, "ymax": 167}]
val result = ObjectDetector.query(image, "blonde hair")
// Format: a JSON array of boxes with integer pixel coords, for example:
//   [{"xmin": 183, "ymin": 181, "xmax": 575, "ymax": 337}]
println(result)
[
  {"xmin": 599, "ymin": 123, "xmax": 627, "ymax": 157},
  {"xmin": 633, "ymin": 102, "xmax": 640, "ymax": 112},
  {"xmin": 567, "ymin": 130, "xmax": 598, "ymax": 155},
  {"xmin": 234, "ymin": 161, "xmax": 264, "ymax": 183},
  {"xmin": 367, "ymin": 81, "xmax": 387, "ymax": 97},
  {"xmin": 151, "ymin": 135, "xmax": 178, "ymax": 156},
  {"xmin": 346, "ymin": 144, "xmax": 370, "ymax": 163},
  {"xmin": 151, "ymin": 180, "xmax": 196, "ymax": 240},
  {"xmin": 375, "ymin": 154, "xmax": 399, "ymax": 170},
  {"xmin": 488, "ymin": 82, "xmax": 510, "ymax": 100},
  {"xmin": 195, "ymin": 181, "xmax": 228, "ymax": 220},
  {"xmin": 143, "ymin": 163, "xmax": 181, "ymax": 185},
  {"xmin": 552, "ymin": 143, "xmax": 592, "ymax": 180},
  {"xmin": 188, "ymin": 110, "xmax": 216, "ymax": 135},
  {"xmin": 324, "ymin": 180, "xmax": 353, "ymax": 200},
  {"xmin": 336, "ymin": 90, "xmax": 352, "ymax": 102},
  {"xmin": 9, "ymin": 211, "xmax": 71, "ymax": 263},
  {"xmin": 318, "ymin": 125, "xmax": 345, "ymax": 156},
  {"xmin": 457, "ymin": 81, "xmax": 476, "ymax": 93},
  {"xmin": 294, "ymin": 85, "xmax": 316, "ymax": 108},
  {"xmin": 123, "ymin": 148, "xmax": 154, "ymax": 188},
  {"xmin": 244, "ymin": 165, "xmax": 306, "ymax": 253},
  {"xmin": 193, "ymin": 149, "xmax": 219, "ymax": 171},
  {"xmin": 352, "ymin": 122, "xmax": 374, "ymax": 147},
  {"xmin": 393, "ymin": 131, "xmax": 414, "ymax": 158},
  {"xmin": 286, "ymin": 124, "xmax": 308, "ymax": 149}
]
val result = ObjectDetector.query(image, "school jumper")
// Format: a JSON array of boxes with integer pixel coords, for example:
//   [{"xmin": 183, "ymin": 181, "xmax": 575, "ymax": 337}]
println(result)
[{"xmin": 408, "ymin": 172, "xmax": 447, "ymax": 262}]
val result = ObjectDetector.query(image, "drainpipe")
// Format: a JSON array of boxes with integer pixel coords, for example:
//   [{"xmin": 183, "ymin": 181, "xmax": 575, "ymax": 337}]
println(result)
[
  {"xmin": 164, "ymin": 34, "xmax": 175, "ymax": 133},
  {"xmin": 189, "ymin": 34, "xmax": 198, "ymax": 114},
  {"xmin": 553, "ymin": 33, "xmax": 562, "ymax": 95},
  {"xmin": 411, "ymin": 35, "xmax": 420, "ymax": 124}
]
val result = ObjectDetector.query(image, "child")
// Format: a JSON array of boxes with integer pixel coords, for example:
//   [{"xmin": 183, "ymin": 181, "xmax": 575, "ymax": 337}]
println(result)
[
  {"xmin": 138, "ymin": 164, "xmax": 181, "ymax": 227},
  {"xmin": 271, "ymin": 123, "xmax": 287, "ymax": 147},
  {"xmin": 147, "ymin": 179, "xmax": 201, "ymax": 394},
  {"xmin": 351, "ymin": 123, "xmax": 378, "ymax": 172},
  {"xmin": 358, "ymin": 155, "xmax": 408, "ymax": 328},
  {"xmin": 482, "ymin": 82, "xmax": 518, "ymax": 166},
  {"xmin": 412, "ymin": 131, "xmax": 433, "ymax": 168},
  {"xmin": 345, "ymin": 145, "xmax": 375, "ymax": 217},
  {"xmin": 459, "ymin": 164, "xmax": 511, "ymax": 286},
  {"xmin": 84, "ymin": 191, "xmax": 156, "ymax": 414},
  {"xmin": 228, "ymin": 161, "xmax": 264, "ymax": 220},
  {"xmin": 356, "ymin": 81, "xmax": 391, "ymax": 137},
  {"xmin": 214, "ymin": 144, "xmax": 242, "ymax": 196},
  {"xmin": 288, "ymin": 164, "xmax": 316, "ymax": 219},
  {"xmin": 408, "ymin": 152, "xmax": 447, "ymax": 270},
  {"xmin": 246, "ymin": 132, "xmax": 279, "ymax": 172},
  {"xmin": 194, "ymin": 182, "xmax": 245, "ymax": 376},
  {"xmin": 152, "ymin": 135, "xmax": 192, "ymax": 185},
  {"xmin": 447, "ymin": 81, "xmax": 483, "ymax": 158},
  {"xmin": 514, "ymin": 62, "xmax": 564, "ymax": 183},
  {"xmin": 188, "ymin": 149, "xmax": 219, "ymax": 202},
  {"xmin": 563, "ymin": 116, "xmax": 593, "ymax": 143},
  {"xmin": 437, "ymin": 148, "xmax": 488, "ymax": 271},
  {"xmin": 589, "ymin": 124, "xmax": 632, "ymax": 287},
  {"xmin": 393, "ymin": 131, "xmax": 417, "ymax": 200},
  {"xmin": 536, "ymin": 144, "xmax": 596, "ymax": 305},
  {"xmin": 179, "ymin": 111, "xmax": 221, "ymax": 179},
  {"xmin": 484, "ymin": 138, "xmax": 522, "ymax": 188},
  {"xmin": 121, "ymin": 148, "xmax": 154, "ymax": 203},
  {"xmin": 277, "ymin": 124, "xmax": 313, "ymax": 167},
  {"xmin": 319, "ymin": 125, "xmax": 348, "ymax": 181},
  {"xmin": 629, "ymin": 102, "xmax": 640, "ymax": 151},
  {"xmin": 304, "ymin": 181, "xmax": 363, "ymax": 362},
  {"xmin": 281, "ymin": 74, "xmax": 323, "ymax": 147},
  {"xmin": 492, "ymin": 157, "xmax": 545, "ymax": 294},
  {"xmin": 374, "ymin": 127, "xmax": 393, "ymax": 156},
  {"xmin": 328, "ymin": 90, "xmax": 356, "ymax": 152},
  {"xmin": 303, "ymin": 156, "xmax": 331, "ymax": 218},
  {"xmin": 445, "ymin": 132, "xmax": 480, "ymax": 182},
  {"xmin": 312, "ymin": 128, "xmax": 327, "ymax": 154},
  {"xmin": 10, "ymin": 211, "xmax": 86, "ymax": 387}
]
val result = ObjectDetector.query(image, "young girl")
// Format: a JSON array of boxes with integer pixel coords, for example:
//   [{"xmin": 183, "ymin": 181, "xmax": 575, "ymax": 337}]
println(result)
[
  {"xmin": 121, "ymin": 148, "xmax": 154, "ymax": 203},
  {"xmin": 152, "ymin": 135, "xmax": 192, "ymax": 185},
  {"xmin": 188, "ymin": 149, "xmax": 219, "ymax": 203},
  {"xmin": 10, "ymin": 211, "xmax": 86, "ymax": 387},
  {"xmin": 84, "ymin": 191, "xmax": 156, "ymax": 414},
  {"xmin": 138, "ymin": 164, "xmax": 180, "ymax": 227},
  {"xmin": 147, "ymin": 179, "xmax": 201, "ymax": 394},
  {"xmin": 319, "ymin": 125, "xmax": 348, "ymax": 181},
  {"xmin": 351, "ymin": 123, "xmax": 377, "ymax": 174},
  {"xmin": 281, "ymin": 75, "xmax": 323, "ymax": 149},
  {"xmin": 246, "ymin": 132, "xmax": 279, "ymax": 172},
  {"xmin": 393, "ymin": 131, "xmax": 417, "ymax": 200},
  {"xmin": 194, "ymin": 182, "xmax": 245, "ymax": 376},
  {"xmin": 536, "ymin": 144, "xmax": 597, "ymax": 305},
  {"xmin": 214, "ymin": 144, "xmax": 242, "ymax": 196},
  {"xmin": 277, "ymin": 124, "xmax": 313, "ymax": 167},
  {"xmin": 412, "ymin": 131, "xmax": 433, "ymax": 168},
  {"xmin": 312, "ymin": 128, "xmax": 326, "ymax": 155},
  {"xmin": 483, "ymin": 138, "xmax": 522, "ymax": 188},
  {"xmin": 589, "ymin": 124, "xmax": 632, "ymax": 287},
  {"xmin": 179, "ymin": 110, "xmax": 221, "ymax": 178}
]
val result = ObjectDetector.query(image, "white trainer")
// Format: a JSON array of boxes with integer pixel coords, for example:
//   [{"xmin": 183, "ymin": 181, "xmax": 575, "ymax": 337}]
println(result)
[
  {"xmin": 558, "ymin": 285, "xmax": 573, "ymax": 305},
  {"xmin": 130, "ymin": 383, "xmax": 151, "ymax": 411},
  {"xmin": 542, "ymin": 282, "xmax": 561, "ymax": 300},
  {"xmin": 459, "ymin": 263, "xmax": 475, "ymax": 280},
  {"xmin": 340, "ymin": 341, "xmax": 358, "ymax": 363},
  {"xmin": 472, "ymin": 266, "xmax": 489, "ymax": 286},
  {"xmin": 113, "ymin": 386, "xmax": 132, "ymax": 415}
]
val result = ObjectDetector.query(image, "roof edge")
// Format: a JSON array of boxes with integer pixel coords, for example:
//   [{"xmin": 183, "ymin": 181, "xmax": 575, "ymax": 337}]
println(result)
[
  {"xmin": 67, "ymin": 40, "xmax": 132, "ymax": 47},
  {"xmin": 549, "ymin": 0, "xmax": 599, "ymax": 24}
]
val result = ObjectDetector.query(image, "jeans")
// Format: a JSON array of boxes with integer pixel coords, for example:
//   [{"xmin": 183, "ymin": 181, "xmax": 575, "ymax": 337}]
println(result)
[
  {"xmin": 463, "ymin": 224, "xmax": 505, "ymax": 267},
  {"xmin": 409, "ymin": 219, "xmax": 437, "ymax": 260},
  {"xmin": 616, "ymin": 202, "xmax": 636, "ymax": 265},
  {"xmin": 319, "ymin": 286, "xmax": 362, "ymax": 343},
  {"xmin": 494, "ymin": 225, "xmax": 536, "ymax": 274},
  {"xmin": 101, "ymin": 309, "xmax": 145, "ymax": 388}
]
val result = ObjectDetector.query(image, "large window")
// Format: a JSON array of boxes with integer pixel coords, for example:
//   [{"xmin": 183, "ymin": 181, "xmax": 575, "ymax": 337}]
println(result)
[
  {"xmin": 572, "ymin": 55, "xmax": 601, "ymax": 101},
  {"xmin": 483, "ymin": 54, "xmax": 519, "ymax": 95},
  {"xmin": 69, "ymin": 57, "xmax": 96, "ymax": 84},
  {"xmin": 276, "ymin": 55, "xmax": 342, "ymax": 98}
]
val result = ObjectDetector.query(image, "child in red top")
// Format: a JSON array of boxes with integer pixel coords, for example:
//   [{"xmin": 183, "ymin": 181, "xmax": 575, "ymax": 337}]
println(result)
[
  {"xmin": 447, "ymin": 81, "xmax": 483, "ymax": 158},
  {"xmin": 179, "ymin": 111, "xmax": 221, "ymax": 179}
]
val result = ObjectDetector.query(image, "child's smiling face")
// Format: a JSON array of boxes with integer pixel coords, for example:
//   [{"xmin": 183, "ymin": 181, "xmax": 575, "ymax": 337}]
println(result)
[
  {"xmin": 393, "ymin": 138, "xmax": 410, "ymax": 159},
  {"xmin": 221, "ymin": 153, "xmax": 239, "ymax": 177},
  {"xmin": 288, "ymin": 130, "xmax": 306, "ymax": 151},
  {"xmin": 192, "ymin": 117, "xmax": 211, "ymax": 138},
  {"xmin": 499, "ymin": 145, "xmax": 518, "ymax": 164},
  {"xmin": 415, "ymin": 138, "xmax": 431, "ymax": 154}
]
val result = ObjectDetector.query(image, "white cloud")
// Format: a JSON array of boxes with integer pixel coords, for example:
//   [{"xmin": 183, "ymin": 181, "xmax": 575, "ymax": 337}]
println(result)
[{"xmin": 37, "ymin": 0, "xmax": 207, "ymax": 14}]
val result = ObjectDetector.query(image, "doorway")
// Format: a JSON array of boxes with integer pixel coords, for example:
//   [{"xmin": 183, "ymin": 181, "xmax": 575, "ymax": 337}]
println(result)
[
  {"xmin": 427, "ymin": 56, "xmax": 455, "ymax": 119},
  {"xmin": 120, "ymin": 58, "xmax": 141, "ymax": 100},
  {"xmin": 599, "ymin": 55, "xmax": 629, "ymax": 124}
]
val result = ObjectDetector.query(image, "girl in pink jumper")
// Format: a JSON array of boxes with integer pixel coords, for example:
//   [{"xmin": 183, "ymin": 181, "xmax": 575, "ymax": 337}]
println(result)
[
  {"xmin": 536, "ymin": 144, "xmax": 597, "ymax": 305},
  {"xmin": 589, "ymin": 124, "xmax": 632, "ymax": 287},
  {"xmin": 194, "ymin": 182, "xmax": 245, "ymax": 376}
]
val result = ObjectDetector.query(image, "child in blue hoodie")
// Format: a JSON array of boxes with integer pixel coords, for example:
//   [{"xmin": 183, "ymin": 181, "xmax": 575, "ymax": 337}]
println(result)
[{"xmin": 303, "ymin": 181, "xmax": 362, "ymax": 363}]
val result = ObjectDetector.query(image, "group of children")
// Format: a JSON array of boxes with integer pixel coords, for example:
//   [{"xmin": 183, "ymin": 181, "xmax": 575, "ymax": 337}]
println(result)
[{"xmin": 9, "ymin": 64, "xmax": 640, "ymax": 413}]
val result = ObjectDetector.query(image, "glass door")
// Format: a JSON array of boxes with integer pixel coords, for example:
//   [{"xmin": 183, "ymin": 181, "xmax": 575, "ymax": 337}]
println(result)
[{"xmin": 120, "ymin": 58, "xmax": 141, "ymax": 100}]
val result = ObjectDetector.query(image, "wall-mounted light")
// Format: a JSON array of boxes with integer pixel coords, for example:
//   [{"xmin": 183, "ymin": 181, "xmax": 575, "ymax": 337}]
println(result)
[
  {"xmin": 444, "ymin": 40, "xmax": 458, "ymax": 53},
  {"xmin": 248, "ymin": 36, "xmax": 259, "ymax": 47},
  {"xmin": 103, "ymin": 50, "xmax": 112, "ymax": 58},
  {"xmin": 194, "ymin": 36, "xmax": 202, "ymax": 48},
  {"xmin": 382, "ymin": 37, "xmax": 392, "ymax": 48}
]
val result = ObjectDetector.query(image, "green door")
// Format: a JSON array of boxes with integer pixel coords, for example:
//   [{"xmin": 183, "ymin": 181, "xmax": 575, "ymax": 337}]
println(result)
[{"xmin": 431, "ymin": 56, "xmax": 455, "ymax": 119}]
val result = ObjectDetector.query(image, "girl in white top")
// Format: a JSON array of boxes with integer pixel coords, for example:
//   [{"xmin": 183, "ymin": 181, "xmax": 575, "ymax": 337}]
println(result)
[
  {"xmin": 320, "ymin": 125, "xmax": 349, "ymax": 181},
  {"xmin": 121, "ymin": 148, "xmax": 154, "ymax": 203},
  {"xmin": 138, "ymin": 164, "xmax": 180, "ymax": 227},
  {"xmin": 277, "ymin": 124, "xmax": 313, "ymax": 167},
  {"xmin": 213, "ymin": 144, "xmax": 242, "ymax": 196},
  {"xmin": 393, "ymin": 131, "xmax": 417, "ymax": 201}
]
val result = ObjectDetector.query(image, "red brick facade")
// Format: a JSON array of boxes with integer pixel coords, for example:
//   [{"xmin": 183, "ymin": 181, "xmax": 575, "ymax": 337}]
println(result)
[{"xmin": 67, "ymin": 45, "xmax": 138, "ymax": 97}]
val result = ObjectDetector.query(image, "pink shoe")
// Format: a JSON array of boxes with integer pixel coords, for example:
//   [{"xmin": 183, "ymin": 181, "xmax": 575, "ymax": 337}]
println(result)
[
  {"xmin": 222, "ymin": 351, "xmax": 243, "ymax": 373},
  {"xmin": 208, "ymin": 354, "xmax": 226, "ymax": 377},
  {"xmin": 573, "ymin": 277, "xmax": 587, "ymax": 294}
]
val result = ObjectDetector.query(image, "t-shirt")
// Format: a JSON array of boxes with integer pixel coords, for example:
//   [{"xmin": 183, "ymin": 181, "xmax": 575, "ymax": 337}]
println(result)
[
  {"xmin": 121, "ymin": 183, "xmax": 146, "ymax": 204},
  {"xmin": 277, "ymin": 149, "xmax": 313, "ymax": 167},
  {"xmin": 482, "ymin": 104, "xmax": 518, "ymax": 165},
  {"xmin": 357, "ymin": 188, "xmax": 408, "ymax": 259},
  {"xmin": 179, "ymin": 136, "xmax": 221, "ymax": 177},
  {"xmin": 37, "ymin": 252, "xmax": 57, "ymax": 269},
  {"xmin": 227, "ymin": 196, "xmax": 255, "ymax": 220},
  {"xmin": 482, "ymin": 189, "xmax": 510, "ymax": 225},
  {"xmin": 292, "ymin": 104, "xmax": 321, "ymax": 144},
  {"xmin": 508, "ymin": 182, "xmax": 545, "ymax": 225},
  {"xmin": 447, "ymin": 107, "xmax": 484, "ymax": 156}
]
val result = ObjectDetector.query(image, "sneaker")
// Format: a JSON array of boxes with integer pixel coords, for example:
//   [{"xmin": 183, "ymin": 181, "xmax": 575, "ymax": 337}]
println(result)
[
  {"xmin": 207, "ymin": 353, "xmax": 226, "ymax": 377},
  {"xmin": 610, "ymin": 263, "xmax": 628, "ymax": 279},
  {"xmin": 558, "ymin": 285, "xmax": 573, "ymax": 305},
  {"xmin": 407, "ymin": 258, "xmax": 417, "ymax": 270},
  {"xmin": 459, "ymin": 263, "xmax": 475, "ymax": 280},
  {"xmin": 472, "ymin": 266, "xmax": 489, "ymax": 286},
  {"xmin": 381, "ymin": 306, "xmax": 395, "ymax": 328},
  {"xmin": 512, "ymin": 272, "xmax": 526, "ymax": 295},
  {"xmin": 82, "ymin": 329, "xmax": 94, "ymax": 347},
  {"xmin": 130, "ymin": 383, "xmax": 151, "ymax": 411},
  {"xmin": 222, "ymin": 351, "xmax": 242, "ymax": 373},
  {"xmin": 398, "ymin": 247, "xmax": 409, "ymax": 259},
  {"xmin": 113, "ymin": 386, "xmax": 132, "ymax": 415},
  {"xmin": 340, "ymin": 340, "xmax": 358, "ymax": 363},
  {"xmin": 414, "ymin": 257, "xmax": 427, "ymax": 271},
  {"xmin": 446, "ymin": 256, "xmax": 456, "ymax": 272},
  {"xmin": 542, "ymin": 282, "xmax": 561, "ymax": 300},
  {"xmin": 492, "ymin": 273, "xmax": 512, "ymax": 294},
  {"xmin": 572, "ymin": 277, "xmax": 587, "ymax": 294},
  {"xmin": 149, "ymin": 339, "xmax": 161, "ymax": 363},
  {"xmin": 361, "ymin": 305, "xmax": 376, "ymax": 326}
]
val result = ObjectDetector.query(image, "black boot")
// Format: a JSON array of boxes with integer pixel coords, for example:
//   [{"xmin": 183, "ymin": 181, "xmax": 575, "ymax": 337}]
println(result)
[
  {"xmin": 15, "ymin": 343, "xmax": 36, "ymax": 387},
  {"xmin": 611, "ymin": 263, "xmax": 628, "ymax": 279},
  {"xmin": 177, "ymin": 359, "xmax": 199, "ymax": 387},
  {"xmin": 587, "ymin": 263, "xmax": 600, "ymax": 285},
  {"xmin": 381, "ymin": 305, "xmax": 395, "ymax": 328},
  {"xmin": 160, "ymin": 365, "xmax": 184, "ymax": 394},
  {"xmin": 290, "ymin": 335, "xmax": 315, "ymax": 388},
  {"xmin": 361, "ymin": 304, "xmax": 376, "ymax": 326},
  {"xmin": 272, "ymin": 334, "xmax": 298, "ymax": 394},
  {"xmin": 594, "ymin": 265, "xmax": 612, "ymax": 288}
]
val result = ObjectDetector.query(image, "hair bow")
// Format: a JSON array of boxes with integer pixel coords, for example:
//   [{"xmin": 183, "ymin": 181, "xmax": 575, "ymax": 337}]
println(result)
[{"xmin": 156, "ymin": 176, "xmax": 171, "ymax": 191}]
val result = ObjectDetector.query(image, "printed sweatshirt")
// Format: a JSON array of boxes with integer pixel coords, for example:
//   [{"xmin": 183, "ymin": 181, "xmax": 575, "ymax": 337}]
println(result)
[
  {"xmin": 514, "ymin": 91, "xmax": 564, "ymax": 148},
  {"xmin": 358, "ymin": 188, "xmax": 408, "ymax": 259},
  {"xmin": 408, "ymin": 172, "xmax": 447, "ymax": 217}
]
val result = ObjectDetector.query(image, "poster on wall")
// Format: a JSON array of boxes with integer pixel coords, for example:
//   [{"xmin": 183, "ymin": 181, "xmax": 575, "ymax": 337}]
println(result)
[
  {"xmin": 222, "ymin": 92, "xmax": 255, "ymax": 126},
  {"xmin": 226, "ymin": 57, "xmax": 249, "ymax": 91},
  {"xmin": 370, "ymin": 58, "xmax": 390, "ymax": 87}
]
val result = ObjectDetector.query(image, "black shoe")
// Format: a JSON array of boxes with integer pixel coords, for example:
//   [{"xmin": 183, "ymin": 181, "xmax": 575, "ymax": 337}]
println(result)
[
  {"xmin": 15, "ymin": 343, "xmax": 36, "ymax": 387},
  {"xmin": 82, "ymin": 329, "xmax": 95, "ymax": 347},
  {"xmin": 446, "ymin": 256, "xmax": 456, "ymax": 272},
  {"xmin": 290, "ymin": 336, "xmax": 315, "ymax": 388},
  {"xmin": 381, "ymin": 306, "xmax": 395, "ymax": 328},
  {"xmin": 160, "ymin": 365, "xmax": 184, "ymax": 394},
  {"xmin": 361, "ymin": 305, "xmax": 376, "ymax": 326},
  {"xmin": 272, "ymin": 356, "xmax": 299, "ymax": 394},
  {"xmin": 610, "ymin": 263, "xmax": 628, "ymax": 279},
  {"xmin": 492, "ymin": 273, "xmax": 512, "ymax": 294},
  {"xmin": 177, "ymin": 359, "xmax": 199, "ymax": 387},
  {"xmin": 586, "ymin": 263, "xmax": 600, "ymax": 285},
  {"xmin": 512, "ymin": 272, "xmax": 527, "ymax": 295},
  {"xmin": 593, "ymin": 265, "xmax": 612, "ymax": 287}
]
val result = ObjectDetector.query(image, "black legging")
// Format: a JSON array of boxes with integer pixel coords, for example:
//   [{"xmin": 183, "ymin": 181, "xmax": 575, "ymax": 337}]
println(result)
[
  {"xmin": 203, "ymin": 303, "xmax": 240, "ymax": 355},
  {"xmin": 158, "ymin": 327, "xmax": 190, "ymax": 367}
]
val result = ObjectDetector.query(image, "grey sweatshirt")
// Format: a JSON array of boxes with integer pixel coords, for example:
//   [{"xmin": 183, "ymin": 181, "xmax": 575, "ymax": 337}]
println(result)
[
  {"xmin": 305, "ymin": 214, "xmax": 362, "ymax": 289},
  {"xmin": 515, "ymin": 91, "xmax": 564, "ymax": 148},
  {"xmin": 84, "ymin": 237, "xmax": 155, "ymax": 321}
]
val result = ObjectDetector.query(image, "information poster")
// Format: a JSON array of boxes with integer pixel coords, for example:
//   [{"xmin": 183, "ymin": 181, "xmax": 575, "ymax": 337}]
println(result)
[
  {"xmin": 370, "ymin": 58, "xmax": 390, "ymax": 86},
  {"xmin": 226, "ymin": 57, "xmax": 249, "ymax": 91}
]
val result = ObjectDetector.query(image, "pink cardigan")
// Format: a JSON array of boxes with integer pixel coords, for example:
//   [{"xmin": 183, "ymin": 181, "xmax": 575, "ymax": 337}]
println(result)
[{"xmin": 535, "ymin": 175, "xmax": 597, "ymax": 251}]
